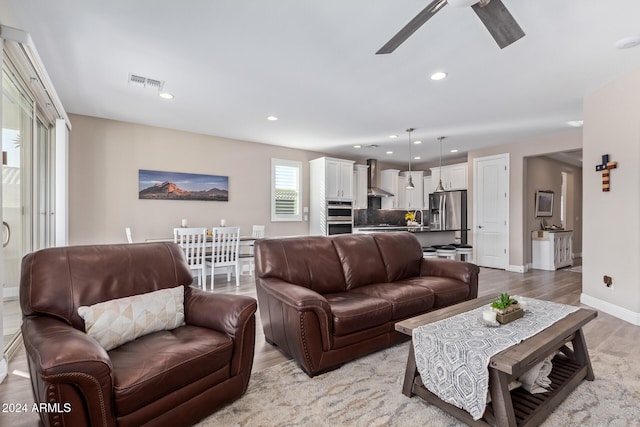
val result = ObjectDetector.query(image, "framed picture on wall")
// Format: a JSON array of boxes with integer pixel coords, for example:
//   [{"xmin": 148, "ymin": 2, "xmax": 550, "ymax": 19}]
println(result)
[
  {"xmin": 535, "ymin": 190, "xmax": 554, "ymax": 217},
  {"xmin": 138, "ymin": 169, "xmax": 229, "ymax": 201}
]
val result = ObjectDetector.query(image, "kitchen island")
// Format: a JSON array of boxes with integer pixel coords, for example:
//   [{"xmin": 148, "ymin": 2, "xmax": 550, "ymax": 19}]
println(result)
[{"xmin": 353, "ymin": 225, "xmax": 468, "ymax": 247}]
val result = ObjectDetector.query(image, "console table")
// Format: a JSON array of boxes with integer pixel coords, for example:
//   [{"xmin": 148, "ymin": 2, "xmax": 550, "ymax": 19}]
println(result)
[
  {"xmin": 396, "ymin": 296, "xmax": 597, "ymax": 427},
  {"xmin": 531, "ymin": 230, "xmax": 573, "ymax": 270}
]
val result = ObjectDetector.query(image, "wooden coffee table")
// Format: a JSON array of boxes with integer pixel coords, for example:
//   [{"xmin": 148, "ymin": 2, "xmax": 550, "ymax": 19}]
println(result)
[{"xmin": 396, "ymin": 296, "xmax": 597, "ymax": 427}]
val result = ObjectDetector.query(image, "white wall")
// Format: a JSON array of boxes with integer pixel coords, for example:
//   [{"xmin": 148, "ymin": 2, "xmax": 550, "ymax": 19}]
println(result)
[
  {"xmin": 68, "ymin": 114, "xmax": 339, "ymax": 244},
  {"xmin": 581, "ymin": 69, "xmax": 640, "ymax": 324}
]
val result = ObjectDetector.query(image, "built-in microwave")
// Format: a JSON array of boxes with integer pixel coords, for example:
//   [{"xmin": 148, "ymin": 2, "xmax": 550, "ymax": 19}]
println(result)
[
  {"xmin": 326, "ymin": 200, "xmax": 353, "ymax": 235},
  {"xmin": 327, "ymin": 201, "xmax": 353, "ymax": 221}
]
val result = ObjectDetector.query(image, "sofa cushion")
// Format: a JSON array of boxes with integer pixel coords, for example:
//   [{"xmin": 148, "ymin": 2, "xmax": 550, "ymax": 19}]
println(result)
[
  {"xmin": 332, "ymin": 234, "xmax": 387, "ymax": 290},
  {"xmin": 256, "ymin": 236, "xmax": 346, "ymax": 294},
  {"xmin": 350, "ymin": 279, "xmax": 435, "ymax": 320},
  {"xmin": 110, "ymin": 325, "xmax": 233, "ymax": 416},
  {"xmin": 78, "ymin": 285, "xmax": 185, "ymax": 351},
  {"xmin": 373, "ymin": 232, "xmax": 423, "ymax": 282},
  {"xmin": 324, "ymin": 293, "xmax": 392, "ymax": 336},
  {"xmin": 414, "ymin": 276, "xmax": 472, "ymax": 308}
]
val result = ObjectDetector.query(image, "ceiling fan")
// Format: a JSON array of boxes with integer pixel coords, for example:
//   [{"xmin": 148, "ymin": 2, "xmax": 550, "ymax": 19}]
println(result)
[{"xmin": 376, "ymin": 0, "xmax": 525, "ymax": 54}]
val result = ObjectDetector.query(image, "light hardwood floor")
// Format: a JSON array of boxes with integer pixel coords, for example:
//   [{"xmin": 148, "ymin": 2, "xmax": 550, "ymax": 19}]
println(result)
[{"xmin": 2, "ymin": 260, "xmax": 639, "ymax": 427}]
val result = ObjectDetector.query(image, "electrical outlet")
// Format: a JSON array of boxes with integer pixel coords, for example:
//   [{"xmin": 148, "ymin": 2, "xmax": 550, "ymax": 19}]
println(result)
[{"xmin": 603, "ymin": 275, "xmax": 613, "ymax": 288}]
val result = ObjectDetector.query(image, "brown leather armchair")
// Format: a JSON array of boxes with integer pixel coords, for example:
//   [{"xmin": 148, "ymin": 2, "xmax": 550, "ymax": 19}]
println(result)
[{"xmin": 20, "ymin": 242, "xmax": 257, "ymax": 427}]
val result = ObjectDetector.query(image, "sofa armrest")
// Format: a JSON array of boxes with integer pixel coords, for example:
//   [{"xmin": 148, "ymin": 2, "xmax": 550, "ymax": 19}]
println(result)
[
  {"xmin": 256, "ymin": 277, "xmax": 333, "ymax": 356},
  {"xmin": 257, "ymin": 278, "xmax": 331, "ymax": 312},
  {"xmin": 21, "ymin": 316, "xmax": 115, "ymax": 427},
  {"xmin": 420, "ymin": 258, "xmax": 480, "ymax": 298},
  {"xmin": 184, "ymin": 288, "xmax": 257, "ymax": 378},
  {"xmin": 184, "ymin": 287, "xmax": 257, "ymax": 337}
]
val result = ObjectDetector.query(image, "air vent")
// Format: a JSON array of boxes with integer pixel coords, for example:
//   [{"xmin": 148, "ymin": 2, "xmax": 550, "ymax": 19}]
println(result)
[{"xmin": 128, "ymin": 73, "xmax": 165, "ymax": 91}]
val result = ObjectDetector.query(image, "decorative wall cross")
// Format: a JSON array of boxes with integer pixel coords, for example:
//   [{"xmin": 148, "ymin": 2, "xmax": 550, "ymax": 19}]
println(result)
[{"xmin": 595, "ymin": 154, "xmax": 617, "ymax": 192}]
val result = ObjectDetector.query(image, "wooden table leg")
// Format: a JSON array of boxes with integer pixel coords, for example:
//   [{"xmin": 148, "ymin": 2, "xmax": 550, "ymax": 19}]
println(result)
[
  {"xmin": 572, "ymin": 328, "xmax": 595, "ymax": 381},
  {"xmin": 488, "ymin": 368, "xmax": 517, "ymax": 427},
  {"xmin": 402, "ymin": 341, "xmax": 418, "ymax": 397}
]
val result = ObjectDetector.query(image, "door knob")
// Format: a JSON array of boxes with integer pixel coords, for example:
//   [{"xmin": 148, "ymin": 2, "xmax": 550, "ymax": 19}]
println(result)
[{"xmin": 478, "ymin": 225, "xmax": 484, "ymax": 229}]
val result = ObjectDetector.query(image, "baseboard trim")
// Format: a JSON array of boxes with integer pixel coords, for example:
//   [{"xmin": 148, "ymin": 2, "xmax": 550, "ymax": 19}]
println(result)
[
  {"xmin": 580, "ymin": 293, "xmax": 640, "ymax": 326},
  {"xmin": 507, "ymin": 264, "xmax": 527, "ymax": 273},
  {"xmin": 3, "ymin": 286, "xmax": 19, "ymax": 299}
]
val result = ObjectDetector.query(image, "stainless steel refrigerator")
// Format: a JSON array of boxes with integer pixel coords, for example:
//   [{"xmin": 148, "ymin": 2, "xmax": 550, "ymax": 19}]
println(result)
[{"xmin": 428, "ymin": 190, "xmax": 468, "ymax": 243}]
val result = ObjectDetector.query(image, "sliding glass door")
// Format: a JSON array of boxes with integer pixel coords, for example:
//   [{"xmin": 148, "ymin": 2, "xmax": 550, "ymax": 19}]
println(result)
[
  {"xmin": 2, "ymin": 66, "xmax": 32, "ymax": 344},
  {"xmin": 2, "ymin": 62, "xmax": 55, "ymax": 347}
]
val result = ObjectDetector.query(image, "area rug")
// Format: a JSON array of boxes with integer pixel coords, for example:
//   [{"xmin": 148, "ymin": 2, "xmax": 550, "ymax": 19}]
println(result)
[{"xmin": 199, "ymin": 342, "xmax": 639, "ymax": 426}]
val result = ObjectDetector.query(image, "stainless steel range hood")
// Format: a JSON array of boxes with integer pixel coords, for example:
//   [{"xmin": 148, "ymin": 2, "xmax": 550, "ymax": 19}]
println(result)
[{"xmin": 366, "ymin": 159, "xmax": 394, "ymax": 197}]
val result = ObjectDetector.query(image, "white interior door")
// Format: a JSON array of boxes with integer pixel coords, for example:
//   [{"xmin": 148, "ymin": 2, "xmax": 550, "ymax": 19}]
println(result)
[{"xmin": 474, "ymin": 154, "xmax": 509, "ymax": 269}]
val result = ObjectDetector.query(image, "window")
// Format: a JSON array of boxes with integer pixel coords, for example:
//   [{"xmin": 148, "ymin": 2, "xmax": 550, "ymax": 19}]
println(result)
[{"xmin": 271, "ymin": 158, "xmax": 301, "ymax": 221}]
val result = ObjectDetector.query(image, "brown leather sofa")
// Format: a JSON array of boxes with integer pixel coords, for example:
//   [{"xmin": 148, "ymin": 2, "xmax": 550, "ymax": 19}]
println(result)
[
  {"xmin": 20, "ymin": 242, "xmax": 257, "ymax": 427},
  {"xmin": 255, "ymin": 232, "xmax": 479, "ymax": 377}
]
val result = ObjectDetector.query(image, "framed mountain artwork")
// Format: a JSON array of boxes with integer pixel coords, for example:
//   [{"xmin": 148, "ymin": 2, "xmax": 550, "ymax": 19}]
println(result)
[{"xmin": 138, "ymin": 169, "xmax": 228, "ymax": 201}]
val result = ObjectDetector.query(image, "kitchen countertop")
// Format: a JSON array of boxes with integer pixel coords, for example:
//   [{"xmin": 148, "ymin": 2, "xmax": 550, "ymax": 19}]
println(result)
[
  {"xmin": 354, "ymin": 225, "xmax": 429, "ymax": 232},
  {"xmin": 354, "ymin": 225, "xmax": 469, "ymax": 232}
]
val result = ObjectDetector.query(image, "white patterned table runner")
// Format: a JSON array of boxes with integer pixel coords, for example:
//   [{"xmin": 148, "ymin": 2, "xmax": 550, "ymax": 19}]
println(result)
[{"xmin": 412, "ymin": 297, "xmax": 578, "ymax": 420}]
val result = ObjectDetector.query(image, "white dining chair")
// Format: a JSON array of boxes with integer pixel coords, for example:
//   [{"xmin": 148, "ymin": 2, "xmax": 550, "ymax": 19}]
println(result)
[
  {"xmin": 125, "ymin": 227, "xmax": 134, "ymax": 243},
  {"xmin": 207, "ymin": 226, "xmax": 240, "ymax": 289},
  {"xmin": 239, "ymin": 225, "xmax": 265, "ymax": 276},
  {"xmin": 173, "ymin": 227, "xmax": 207, "ymax": 288}
]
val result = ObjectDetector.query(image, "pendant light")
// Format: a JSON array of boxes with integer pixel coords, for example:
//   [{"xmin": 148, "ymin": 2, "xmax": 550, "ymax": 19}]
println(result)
[
  {"xmin": 406, "ymin": 128, "xmax": 415, "ymax": 189},
  {"xmin": 435, "ymin": 136, "xmax": 446, "ymax": 192}
]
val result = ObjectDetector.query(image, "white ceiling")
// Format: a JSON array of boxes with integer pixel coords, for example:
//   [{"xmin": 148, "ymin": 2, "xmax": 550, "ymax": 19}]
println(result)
[{"xmin": 2, "ymin": 0, "xmax": 639, "ymax": 166}]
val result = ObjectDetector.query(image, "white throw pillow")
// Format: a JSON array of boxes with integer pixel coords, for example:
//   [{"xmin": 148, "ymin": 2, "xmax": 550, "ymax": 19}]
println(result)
[{"xmin": 78, "ymin": 285, "xmax": 185, "ymax": 351}]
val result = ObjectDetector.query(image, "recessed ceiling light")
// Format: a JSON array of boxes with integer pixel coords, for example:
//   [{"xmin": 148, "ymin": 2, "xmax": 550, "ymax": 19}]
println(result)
[
  {"xmin": 267, "ymin": 116, "xmax": 278, "ymax": 121},
  {"xmin": 413, "ymin": 140, "xmax": 422, "ymax": 144},
  {"xmin": 354, "ymin": 145, "xmax": 362, "ymax": 148},
  {"xmin": 450, "ymin": 149, "xmax": 459, "ymax": 153},
  {"xmin": 386, "ymin": 151, "xmax": 393, "ymax": 154},
  {"xmin": 389, "ymin": 135, "xmax": 398, "ymax": 139},
  {"xmin": 566, "ymin": 120, "xmax": 583, "ymax": 127},
  {"xmin": 414, "ymin": 156, "xmax": 421, "ymax": 160},
  {"xmin": 159, "ymin": 92, "xmax": 174, "ymax": 99},
  {"xmin": 614, "ymin": 35, "xmax": 640, "ymax": 49},
  {"xmin": 430, "ymin": 71, "xmax": 448, "ymax": 81}
]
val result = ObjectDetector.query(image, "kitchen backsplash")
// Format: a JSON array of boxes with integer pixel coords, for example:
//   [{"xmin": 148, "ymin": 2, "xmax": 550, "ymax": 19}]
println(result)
[{"xmin": 354, "ymin": 205, "xmax": 425, "ymax": 227}]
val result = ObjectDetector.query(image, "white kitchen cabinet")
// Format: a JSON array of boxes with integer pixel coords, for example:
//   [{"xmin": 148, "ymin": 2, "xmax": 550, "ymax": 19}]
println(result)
[
  {"xmin": 423, "ymin": 176, "xmax": 432, "ymax": 210},
  {"xmin": 400, "ymin": 171, "xmax": 424, "ymax": 210},
  {"xmin": 353, "ymin": 164, "xmax": 368, "ymax": 209},
  {"xmin": 430, "ymin": 163, "xmax": 468, "ymax": 191},
  {"xmin": 531, "ymin": 230, "xmax": 573, "ymax": 270},
  {"xmin": 380, "ymin": 169, "xmax": 400, "ymax": 209},
  {"xmin": 312, "ymin": 157, "xmax": 354, "ymax": 201}
]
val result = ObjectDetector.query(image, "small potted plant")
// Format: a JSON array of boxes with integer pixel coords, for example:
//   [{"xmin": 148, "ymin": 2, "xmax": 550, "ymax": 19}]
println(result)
[
  {"xmin": 405, "ymin": 211, "xmax": 418, "ymax": 226},
  {"xmin": 491, "ymin": 293, "xmax": 524, "ymax": 324}
]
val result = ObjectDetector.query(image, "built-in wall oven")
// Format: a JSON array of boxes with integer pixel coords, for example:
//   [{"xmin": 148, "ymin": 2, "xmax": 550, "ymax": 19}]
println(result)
[{"xmin": 326, "ymin": 201, "xmax": 353, "ymax": 235}]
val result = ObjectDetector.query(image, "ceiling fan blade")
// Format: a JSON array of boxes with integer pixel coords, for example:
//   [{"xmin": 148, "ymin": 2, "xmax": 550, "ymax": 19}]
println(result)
[
  {"xmin": 471, "ymin": 0, "xmax": 525, "ymax": 49},
  {"xmin": 376, "ymin": 0, "xmax": 447, "ymax": 55}
]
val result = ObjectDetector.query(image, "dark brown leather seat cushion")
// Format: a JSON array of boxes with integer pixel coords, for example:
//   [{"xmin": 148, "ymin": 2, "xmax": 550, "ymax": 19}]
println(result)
[
  {"xmin": 110, "ymin": 325, "xmax": 233, "ymax": 415},
  {"xmin": 415, "ymin": 276, "xmax": 472, "ymax": 308},
  {"xmin": 350, "ymin": 279, "xmax": 435, "ymax": 320},
  {"xmin": 324, "ymin": 293, "xmax": 392, "ymax": 336}
]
